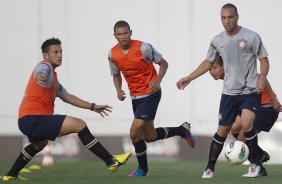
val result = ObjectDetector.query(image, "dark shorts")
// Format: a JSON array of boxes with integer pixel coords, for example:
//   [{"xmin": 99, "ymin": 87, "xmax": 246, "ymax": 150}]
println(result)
[
  {"xmin": 132, "ymin": 90, "xmax": 161, "ymax": 121},
  {"xmin": 254, "ymin": 106, "xmax": 279, "ymax": 132},
  {"xmin": 219, "ymin": 92, "xmax": 261, "ymax": 125},
  {"xmin": 18, "ymin": 115, "xmax": 66, "ymax": 143}
]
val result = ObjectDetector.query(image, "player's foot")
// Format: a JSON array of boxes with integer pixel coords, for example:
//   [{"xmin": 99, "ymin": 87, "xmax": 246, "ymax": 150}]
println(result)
[
  {"xmin": 242, "ymin": 163, "xmax": 261, "ymax": 178},
  {"xmin": 107, "ymin": 152, "xmax": 131, "ymax": 172},
  {"xmin": 181, "ymin": 122, "xmax": 196, "ymax": 148},
  {"xmin": 260, "ymin": 151, "xmax": 270, "ymax": 163},
  {"xmin": 259, "ymin": 166, "xmax": 267, "ymax": 176},
  {"xmin": 2, "ymin": 175, "xmax": 28, "ymax": 181},
  {"xmin": 128, "ymin": 167, "xmax": 148, "ymax": 177},
  {"xmin": 202, "ymin": 168, "xmax": 214, "ymax": 179}
]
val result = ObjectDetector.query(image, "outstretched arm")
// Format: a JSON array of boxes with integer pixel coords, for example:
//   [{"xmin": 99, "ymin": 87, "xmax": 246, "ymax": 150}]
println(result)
[
  {"xmin": 59, "ymin": 93, "xmax": 112, "ymax": 117},
  {"xmin": 176, "ymin": 59, "xmax": 213, "ymax": 90}
]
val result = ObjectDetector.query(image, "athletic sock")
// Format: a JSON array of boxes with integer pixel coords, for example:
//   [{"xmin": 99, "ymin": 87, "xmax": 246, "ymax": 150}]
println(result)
[
  {"xmin": 78, "ymin": 126, "xmax": 113, "ymax": 166},
  {"xmin": 6, "ymin": 144, "xmax": 40, "ymax": 177},
  {"xmin": 133, "ymin": 139, "xmax": 148, "ymax": 171},
  {"xmin": 257, "ymin": 145, "xmax": 265, "ymax": 158},
  {"xmin": 155, "ymin": 126, "xmax": 183, "ymax": 140},
  {"xmin": 244, "ymin": 128, "xmax": 261, "ymax": 166},
  {"xmin": 206, "ymin": 133, "xmax": 226, "ymax": 172}
]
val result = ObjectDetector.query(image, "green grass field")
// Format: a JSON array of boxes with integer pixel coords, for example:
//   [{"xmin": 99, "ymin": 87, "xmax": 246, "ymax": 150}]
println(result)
[{"xmin": 1, "ymin": 160, "xmax": 282, "ymax": 184}]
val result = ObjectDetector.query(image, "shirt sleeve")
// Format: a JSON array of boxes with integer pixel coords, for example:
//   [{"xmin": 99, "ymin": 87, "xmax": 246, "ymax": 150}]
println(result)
[
  {"xmin": 141, "ymin": 42, "xmax": 162, "ymax": 63},
  {"xmin": 108, "ymin": 50, "xmax": 120, "ymax": 76},
  {"xmin": 33, "ymin": 62, "xmax": 53, "ymax": 88},
  {"xmin": 206, "ymin": 39, "xmax": 219, "ymax": 62},
  {"xmin": 56, "ymin": 80, "xmax": 68, "ymax": 97},
  {"xmin": 252, "ymin": 33, "xmax": 268, "ymax": 59}
]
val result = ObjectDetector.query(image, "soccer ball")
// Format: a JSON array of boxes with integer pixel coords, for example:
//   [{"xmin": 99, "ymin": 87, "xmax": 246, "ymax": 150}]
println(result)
[{"xmin": 224, "ymin": 140, "xmax": 249, "ymax": 165}]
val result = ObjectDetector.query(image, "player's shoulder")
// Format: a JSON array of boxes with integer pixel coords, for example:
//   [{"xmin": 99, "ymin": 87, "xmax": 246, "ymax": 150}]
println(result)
[{"xmin": 240, "ymin": 27, "xmax": 260, "ymax": 38}]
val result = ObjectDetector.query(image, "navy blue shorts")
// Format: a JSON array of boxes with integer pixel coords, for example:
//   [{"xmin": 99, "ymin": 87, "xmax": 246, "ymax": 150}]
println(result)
[
  {"xmin": 18, "ymin": 115, "xmax": 66, "ymax": 143},
  {"xmin": 219, "ymin": 92, "xmax": 261, "ymax": 125},
  {"xmin": 254, "ymin": 106, "xmax": 279, "ymax": 132},
  {"xmin": 132, "ymin": 90, "xmax": 161, "ymax": 121}
]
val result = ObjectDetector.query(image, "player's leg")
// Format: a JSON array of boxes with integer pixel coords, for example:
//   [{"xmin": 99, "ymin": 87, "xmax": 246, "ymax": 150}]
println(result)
[
  {"xmin": 240, "ymin": 93, "xmax": 263, "ymax": 177},
  {"xmin": 3, "ymin": 140, "xmax": 47, "ymax": 181},
  {"xmin": 128, "ymin": 118, "xmax": 148, "ymax": 176},
  {"xmin": 202, "ymin": 94, "xmax": 237, "ymax": 179},
  {"xmin": 60, "ymin": 116, "xmax": 130, "ymax": 171}
]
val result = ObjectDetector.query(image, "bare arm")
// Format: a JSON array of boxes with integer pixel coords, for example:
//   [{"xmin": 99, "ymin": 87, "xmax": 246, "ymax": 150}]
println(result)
[
  {"xmin": 176, "ymin": 59, "xmax": 213, "ymax": 90},
  {"xmin": 149, "ymin": 58, "xmax": 168, "ymax": 92},
  {"xmin": 264, "ymin": 78, "xmax": 282, "ymax": 112},
  {"xmin": 256, "ymin": 57, "xmax": 269, "ymax": 93},
  {"xmin": 113, "ymin": 74, "xmax": 126, "ymax": 101},
  {"xmin": 59, "ymin": 93, "xmax": 112, "ymax": 117}
]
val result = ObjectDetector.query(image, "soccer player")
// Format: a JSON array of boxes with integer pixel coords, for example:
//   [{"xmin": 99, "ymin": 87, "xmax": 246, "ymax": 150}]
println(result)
[
  {"xmin": 2, "ymin": 38, "xmax": 131, "ymax": 181},
  {"xmin": 177, "ymin": 3, "xmax": 270, "ymax": 178},
  {"xmin": 108, "ymin": 20, "xmax": 195, "ymax": 176},
  {"xmin": 209, "ymin": 55, "xmax": 282, "ymax": 170}
]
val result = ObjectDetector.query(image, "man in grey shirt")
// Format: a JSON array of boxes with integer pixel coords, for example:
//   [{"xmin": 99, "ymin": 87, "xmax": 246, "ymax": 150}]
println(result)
[{"xmin": 177, "ymin": 3, "xmax": 269, "ymax": 178}]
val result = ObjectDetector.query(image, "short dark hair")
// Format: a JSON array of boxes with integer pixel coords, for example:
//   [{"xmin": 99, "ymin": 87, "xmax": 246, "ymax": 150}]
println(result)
[
  {"xmin": 113, "ymin": 20, "xmax": 130, "ymax": 33},
  {"xmin": 41, "ymin": 38, "xmax": 61, "ymax": 53},
  {"xmin": 221, "ymin": 3, "xmax": 238, "ymax": 16},
  {"xmin": 214, "ymin": 53, "xmax": 223, "ymax": 66}
]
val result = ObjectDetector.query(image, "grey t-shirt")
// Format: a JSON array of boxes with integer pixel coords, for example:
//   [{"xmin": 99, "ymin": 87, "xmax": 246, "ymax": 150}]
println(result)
[
  {"xmin": 206, "ymin": 27, "xmax": 268, "ymax": 95},
  {"xmin": 108, "ymin": 41, "xmax": 162, "ymax": 76},
  {"xmin": 34, "ymin": 62, "xmax": 67, "ymax": 97}
]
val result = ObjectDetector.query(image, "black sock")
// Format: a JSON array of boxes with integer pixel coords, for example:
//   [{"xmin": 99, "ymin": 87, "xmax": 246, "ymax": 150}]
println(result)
[
  {"xmin": 206, "ymin": 133, "xmax": 226, "ymax": 172},
  {"xmin": 133, "ymin": 139, "xmax": 148, "ymax": 171},
  {"xmin": 244, "ymin": 129, "xmax": 261, "ymax": 166},
  {"xmin": 78, "ymin": 126, "xmax": 113, "ymax": 166},
  {"xmin": 155, "ymin": 126, "xmax": 184, "ymax": 140},
  {"xmin": 257, "ymin": 145, "xmax": 265, "ymax": 158},
  {"xmin": 6, "ymin": 144, "xmax": 40, "ymax": 177}
]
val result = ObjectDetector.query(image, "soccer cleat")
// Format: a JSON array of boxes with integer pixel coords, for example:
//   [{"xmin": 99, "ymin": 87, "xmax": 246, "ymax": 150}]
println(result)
[
  {"xmin": 259, "ymin": 166, "xmax": 267, "ymax": 176},
  {"xmin": 2, "ymin": 175, "xmax": 28, "ymax": 181},
  {"xmin": 242, "ymin": 163, "xmax": 261, "ymax": 178},
  {"xmin": 107, "ymin": 152, "xmax": 131, "ymax": 172},
  {"xmin": 181, "ymin": 122, "xmax": 196, "ymax": 148},
  {"xmin": 260, "ymin": 151, "xmax": 270, "ymax": 163},
  {"xmin": 128, "ymin": 167, "xmax": 148, "ymax": 177},
  {"xmin": 202, "ymin": 168, "xmax": 214, "ymax": 179}
]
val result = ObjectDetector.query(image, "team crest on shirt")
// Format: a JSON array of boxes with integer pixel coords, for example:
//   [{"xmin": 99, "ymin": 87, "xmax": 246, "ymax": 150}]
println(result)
[{"xmin": 237, "ymin": 39, "xmax": 248, "ymax": 51}]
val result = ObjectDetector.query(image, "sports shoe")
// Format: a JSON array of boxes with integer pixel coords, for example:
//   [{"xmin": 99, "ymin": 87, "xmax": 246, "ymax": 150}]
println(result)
[
  {"xmin": 242, "ymin": 163, "xmax": 261, "ymax": 178},
  {"xmin": 107, "ymin": 152, "xmax": 131, "ymax": 172},
  {"xmin": 128, "ymin": 167, "xmax": 148, "ymax": 177},
  {"xmin": 260, "ymin": 151, "xmax": 270, "ymax": 163},
  {"xmin": 259, "ymin": 166, "xmax": 267, "ymax": 176},
  {"xmin": 181, "ymin": 122, "xmax": 196, "ymax": 148},
  {"xmin": 2, "ymin": 175, "xmax": 28, "ymax": 181},
  {"xmin": 202, "ymin": 168, "xmax": 214, "ymax": 179}
]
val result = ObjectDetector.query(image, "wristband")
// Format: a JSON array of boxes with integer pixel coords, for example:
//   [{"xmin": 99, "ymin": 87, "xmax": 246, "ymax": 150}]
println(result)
[{"xmin": 90, "ymin": 103, "xmax": 96, "ymax": 111}]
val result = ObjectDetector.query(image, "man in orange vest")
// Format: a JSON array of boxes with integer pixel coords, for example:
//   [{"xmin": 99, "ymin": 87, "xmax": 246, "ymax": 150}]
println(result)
[
  {"xmin": 2, "ymin": 38, "xmax": 131, "ymax": 181},
  {"xmin": 108, "ymin": 21, "xmax": 195, "ymax": 176}
]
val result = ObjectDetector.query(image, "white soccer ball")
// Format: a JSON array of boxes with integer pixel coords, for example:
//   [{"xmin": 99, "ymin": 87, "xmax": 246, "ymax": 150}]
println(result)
[{"xmin": 224, "ymin": 140, "xmax": 249, "ymax": 165}]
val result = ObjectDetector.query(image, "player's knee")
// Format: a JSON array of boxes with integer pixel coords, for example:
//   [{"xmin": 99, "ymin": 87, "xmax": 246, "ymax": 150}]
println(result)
[
  {"xmin": 130, "ymin": 133, "xmax": 141, "ymax": 142},
  {"xmin": 33, "ymin": 140, "xmax": 48, "ymax": 151},
  {"xmin": 76, "ymin": 119, "xmax": 87, "ymax": 132},
  {"xmin": 143, "ymin": 137, "xmax": 155, "ymax": 143}
]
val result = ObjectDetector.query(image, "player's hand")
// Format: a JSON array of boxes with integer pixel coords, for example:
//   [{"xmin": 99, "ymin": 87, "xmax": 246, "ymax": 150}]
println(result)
[
  {"xmin": 256, "ymin": 76, "xmax": 266, "ymax": 93},
  {"xmin": 272, "ymin": 97, "xmax": 282, "ymax": 112},
  {"xmin": 176, "ymin": 76, "xmax": 192, "ymax": 90},
  {"xmin": 117, "ymin": 90, "xmax": 126, "ymax": 101},
  {"xmin": 149, "ymin": 80, "xmax": 161, "ymax": 92},
  {"xmin": 93, "ymin": 104, "xmax": 112, "ymax": 117},
  {"xmin": 36, "ymin": 73, "xmax": 47, "ymax": 85}
]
